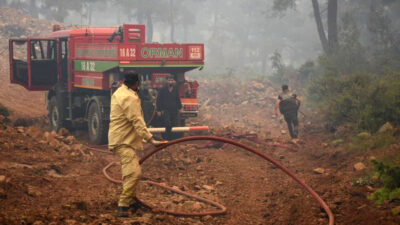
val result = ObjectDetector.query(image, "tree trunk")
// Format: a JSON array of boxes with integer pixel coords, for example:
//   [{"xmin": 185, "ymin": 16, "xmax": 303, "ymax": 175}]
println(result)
[
  {"xmin": 311, "ymin": 0, "xmax": 329, "ymax": 54},
  {"xmin": 29, "ymin": 0, "xmax": 39, "ymax": 18},
  {"xmin": 88, "ymin": 4, "xmax": 93, "ymax": 25},
  {"xmin": 169, "ymin": 0, "xmax": 175, "ymax": 42},
  {"xmin": 327, "ymin": 0, "xmax": 338, "ymax": 53},
  {"xmin": 183, "ymin": 23, "xmax": 188, "ymax": 42},
  {"xmin": 146, "ymin": 12, "xmax": 153, "ymax": 42}
]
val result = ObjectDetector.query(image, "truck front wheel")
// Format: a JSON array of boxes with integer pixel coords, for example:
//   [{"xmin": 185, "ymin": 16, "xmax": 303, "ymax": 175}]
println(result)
[
  {"xmin": 88, "ymin": 102, "xmax": 108, "ymax": 145},
  {"xmin": 48, "ymin": 96, "xmax": 64, "ymax": 131}
]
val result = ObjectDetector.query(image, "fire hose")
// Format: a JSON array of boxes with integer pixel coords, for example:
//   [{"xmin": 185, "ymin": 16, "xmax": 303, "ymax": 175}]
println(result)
[{"xmin": 90, "ymin": 136, "xmax": 334, "ymax": 225}]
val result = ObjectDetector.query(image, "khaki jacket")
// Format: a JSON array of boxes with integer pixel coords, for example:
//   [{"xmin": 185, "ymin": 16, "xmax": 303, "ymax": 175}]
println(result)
[{"xmin": 108, "ymin": 84, "xmax": 153, "ymax": 150}]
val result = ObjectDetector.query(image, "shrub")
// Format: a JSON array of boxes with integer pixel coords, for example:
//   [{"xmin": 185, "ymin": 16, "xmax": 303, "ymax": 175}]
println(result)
[
  {"xmin": 348, "ymin": 131, "xmax": 397, "ymax": 151},
  {"xmin": 369, "ymin": 160, "xmax": 400, "ymax": 204},
  {"xmin": 307, "ymin": 70, "xmax": 400, "ymax": 133}
]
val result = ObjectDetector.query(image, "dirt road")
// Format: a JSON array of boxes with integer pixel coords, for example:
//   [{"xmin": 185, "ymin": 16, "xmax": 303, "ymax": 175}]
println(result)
[{"xmin": 1, "ymin": 78, "xmax": 399, "ymax": 225}]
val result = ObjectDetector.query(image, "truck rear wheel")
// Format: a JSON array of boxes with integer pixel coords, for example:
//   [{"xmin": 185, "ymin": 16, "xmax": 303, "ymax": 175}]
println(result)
[
  {"xmin": 88, "ymin": 102, "xmax": 108, "ymax": 145},
  {"xmin": 48, "ymin": 96, "xmax": 65, "ymax": 131}
]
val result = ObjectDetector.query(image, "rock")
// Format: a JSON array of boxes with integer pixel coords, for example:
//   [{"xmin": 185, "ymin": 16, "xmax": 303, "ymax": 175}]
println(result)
[
  {"xmin": 26, "ymin": 185, "xmax": 42, "ymax": 197},
  {"xmin": 99, "ymin": 213, "xmax": 114, "ymax": 220},
  {"xmin": 71, "ymin": 144, "xmax": 85, "ymax": 151},
  {"xmin": 203, "ymin": 215, "xmax": 213, "ymax": 221},
  {"xmin": 49, "ymin": 139, "xmax": 60, "ymax": 148},
  {"xmin": 65, "ymin": 219, "xmax": 78, "ymax": 225},
  {"xmin": 0, "ymin": 187, "xmax": 7, "ymax": 199},
  {"xmin": 0, "ymin": 175, "xmax": 5, "ymax": 183},
  {"xmin": 58, "ymin": 128, "xmax": 69, "ymax": 136},
  {"xmin": 280, "ymin": 130, "xmax": 287, "ymax": 134},
  {"xmin": 202, "ymin": 185, "xmax": 214, "ymax": 191},
  {"xmin": 154, "ymin": 214, "xmax": 166, "ymax": 221},
  {"xmin": 251, "ymin": 81, "xmax": 264, "ymax": 90},
  {"xmin": 392, "ymin": 206, "xmax": 400, "ymax": 216},
  {"xmin": 50, "ymin": 130, "xmax": 57, "ymax": 137},
  {"xmin": 172, "ymin": 195, "xmax": 185, "ymax": 204},
  {"xmin": 366, "ymin": 186, "xmax": 374, "ymax": 192},
  {"xmin": 65, "ymin": 136, "xmax": 76, "ymax": 144},
  {"xmin": 313, "ymin": 168, "xmax": 325, "ymax": 174},
  {"xmin": 26, "ymin": 127, "xmax": 42, "ymax": 139},
  {"xmin": 332, "ymin": 197, "xmax": 342, "ymax": 205},
  {"xmin": 16, "ymin": 126, "xmax": 25, "ymax": 133},
  {"xmin": 43, "ymin": 131, "xmax": 50, "ymax": 138},
  {"xmin": 203, "ymin": 114, "xmax": 212, "ymax": 120},
  {"xmin": 141, "ymin": 213, "xmax": 153, "ymax": 224},
  {"xmin": 60, "ymin": 144, "xmax": 71, "ymax": 151},
  {"xmin": 354, "ymin": 162, "xmax": 366, "ymax": 171},
  {"xmin": 357, "ymin": 132, "xmax": 371, "ymax": 140},
  {"xmin": 192, "ymin": 202, "xmax": 202, "ymax": 210},
  {"xmin": 378, "ymin": 122, "xmax": 393, "ymax": 133},
  {"xmin": 330, "ymin": 139, "xmax": 343, "ymax": 146}
]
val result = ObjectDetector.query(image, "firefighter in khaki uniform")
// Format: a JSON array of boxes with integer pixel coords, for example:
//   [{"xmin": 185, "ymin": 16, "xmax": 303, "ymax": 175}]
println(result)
[{"xmin": 108, "ymin": 72, "xmax": 166, "ymax": 217}]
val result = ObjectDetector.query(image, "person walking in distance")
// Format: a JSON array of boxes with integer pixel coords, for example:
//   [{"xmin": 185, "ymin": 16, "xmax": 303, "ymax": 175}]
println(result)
[
  {"xmin": 108, "ymin": 72, "xmax": 166, "ymax": 217},
  {"xmin": 275, "ymin": 84, "xmax": 301, "ymax": 140}
]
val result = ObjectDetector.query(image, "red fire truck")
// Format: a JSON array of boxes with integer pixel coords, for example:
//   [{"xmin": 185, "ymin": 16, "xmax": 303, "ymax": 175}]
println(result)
[{"xmin": 9, "ymin": 24, "xmax": 204, "ymax": 144}]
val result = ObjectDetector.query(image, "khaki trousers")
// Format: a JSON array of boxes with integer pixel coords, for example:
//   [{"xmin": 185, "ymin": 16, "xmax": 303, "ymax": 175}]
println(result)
[{"xmin": 113, "ymin": 145, "xmax": 142, "ymax": 207}]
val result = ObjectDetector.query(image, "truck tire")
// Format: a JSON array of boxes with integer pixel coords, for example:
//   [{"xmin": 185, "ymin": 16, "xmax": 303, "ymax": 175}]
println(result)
[
  {"xmin": 48, "ymin": 96, "xmax": 65, "ymax": 131},
  {"xmin": 88, "ymin": 101, "xmax": 108, "ymax": 145}
]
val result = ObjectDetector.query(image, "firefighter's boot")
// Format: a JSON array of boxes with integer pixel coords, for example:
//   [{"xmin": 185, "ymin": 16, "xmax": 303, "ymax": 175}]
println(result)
[{"xmin": 117, "ymin": 206, "xmax": 130, "ymax": 217}]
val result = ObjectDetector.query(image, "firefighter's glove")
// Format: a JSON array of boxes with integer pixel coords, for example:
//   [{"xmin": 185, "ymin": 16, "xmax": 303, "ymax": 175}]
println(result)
[{"xmin": 151, "ymin": 139, "xmax": 168, "ymax": 147}]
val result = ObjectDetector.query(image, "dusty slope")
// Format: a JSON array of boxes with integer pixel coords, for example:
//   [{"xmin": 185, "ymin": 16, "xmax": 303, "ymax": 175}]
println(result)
[
  {"xmin": 1, "ymin": 78, "xmax": 399, "ymax": 225},
  {"xmin": 0, "ymin": 7, "xmax": 54, "ymax": 117}
]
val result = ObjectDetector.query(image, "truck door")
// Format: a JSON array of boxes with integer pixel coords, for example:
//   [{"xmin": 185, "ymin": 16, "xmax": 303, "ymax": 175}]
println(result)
[{"xmin": 10, "ymin": 38, "xmax": 59, "ymax": 90}]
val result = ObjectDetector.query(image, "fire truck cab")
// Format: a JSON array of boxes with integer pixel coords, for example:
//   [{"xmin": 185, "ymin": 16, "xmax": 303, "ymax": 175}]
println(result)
[{"xmin": 9, "ymin": 24, "xmax": 204, "ymax": 144}]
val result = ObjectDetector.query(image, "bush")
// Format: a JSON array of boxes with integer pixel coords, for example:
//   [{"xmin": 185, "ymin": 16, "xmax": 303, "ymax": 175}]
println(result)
[
  {"xmin": 307, "ymin": 70, "xmax": 400, "ymax": 133},
  {"xmin": 369, "ymin": 160, "xmax": 400, "ymax": 204},
  {"xmin": 348, "ymin": 131, "xmax": 397, "ymax": 151}
]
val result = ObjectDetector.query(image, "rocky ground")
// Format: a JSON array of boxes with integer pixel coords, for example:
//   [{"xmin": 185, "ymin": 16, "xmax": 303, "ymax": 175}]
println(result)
[
  {"xmin": 0, "ymin": 6, "xmax": 400, "ymax": 225},
  {"xmin": 0, "ymin": 77, "xmax": 400, "ymax": 225},
  {"xmin": 0, "ymin": 7, "xmax": 54, "ymax": 118}
]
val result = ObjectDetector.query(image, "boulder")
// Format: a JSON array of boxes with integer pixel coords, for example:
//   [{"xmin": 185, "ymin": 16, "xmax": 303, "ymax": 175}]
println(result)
[
  {"xmin": 65, "ymin": 136, "xmax": 76, "ymax": 144},
  {"xmin": 26, "ymin": 185, "xmax": 42, "ymax": 197},
  {"xmin": 357, "ymin": 132, "xmax": 371, "ymax": 140},
  {"xmin": 313, "ymin": 168, "xmax": 325, "ymax": 174},
  {"xmin": 0, "ymin": 175, "xmax": 5, "ymax": 183},
  {"xmin": 0, "ymin": 187, "xmax": 6, "ymax": 199},
  {"xmin": 378, "ymin": 122, "xmax": 393, "ymax": 133},
  {"xmin": 58, "ymin": 128, "xmax": 69, "ymax": 136},
  {"xmin": 16, "ymin": 126, "xmax": 25, "ymax": 133},
  {"xmin": 354, "ymin": 162, "xmax": 366, "ymax": 171},
  {"xmin": 192, "ymin": 202, "xmax": 202, "ymax": 210},
  {"xmin": 330, "ymin": 139, "xmax": 343, "ymax": 146},
  {"xmin": 202, "ymin": 185, "xmax": 215, "ymax": 191}
]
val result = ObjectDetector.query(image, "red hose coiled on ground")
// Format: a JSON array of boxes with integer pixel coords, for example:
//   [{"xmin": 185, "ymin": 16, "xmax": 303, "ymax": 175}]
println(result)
[{"xmin": 99, "ymin": 136, "xmax": 334, "ymax": 225}]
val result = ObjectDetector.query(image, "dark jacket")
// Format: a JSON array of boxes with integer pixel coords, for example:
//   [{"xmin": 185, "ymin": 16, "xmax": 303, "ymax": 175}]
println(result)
[
  {"xmin": 278, "ymin": 92, "xmax": 298, "ymax": 115},
  {"xmin": 156, "ymin": 85, "xmax": 182, "ymax": 113}
]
